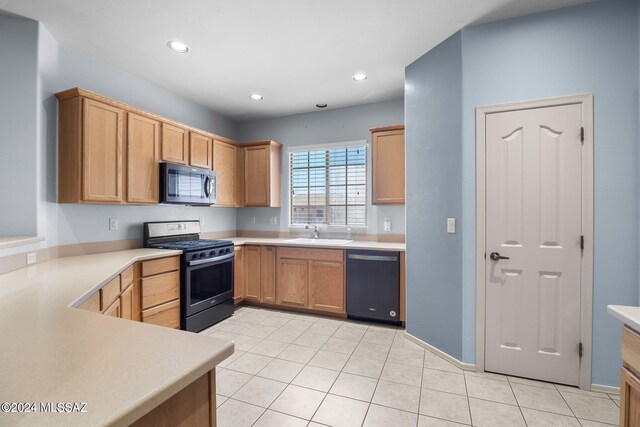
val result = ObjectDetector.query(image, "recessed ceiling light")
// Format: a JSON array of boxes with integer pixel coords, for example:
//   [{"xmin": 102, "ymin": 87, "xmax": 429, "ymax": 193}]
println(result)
[
  {"xmin": 167, "ymin": 41, "xmax": 190, "ymax": 53},
  {"xmin": 250, "ymin": 94, "xmax": 263, "ymax": 101},
  {"xmin": 316, "ymin": 103, "xmax": 327, "ymax": 108},
  {"xmin": 352, "ymin": 73, "xmax": 368, "ymax": 81}
]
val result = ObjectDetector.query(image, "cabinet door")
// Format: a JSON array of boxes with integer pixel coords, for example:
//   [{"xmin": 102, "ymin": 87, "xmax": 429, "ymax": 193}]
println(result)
[
  {"xmin": 261, "ymin": 246, "xmax": 276, "ymax": 303},
  {"xmin": 120, "ymin": 283, "xmax": 134, "ymax": 320},
  {"xmin": 127, "ymin": 113, "xmax": 160, "ymax": 204},
  {"xmin": 621, "ymin": 367, "xmax": 640, "ymax": 426},
  {"xmin": 309, "ymin": 261, "xmax": 345, "ymax": 313},
  {"xmin": 103, "ymin": 298, "xmax": 121, "ymax": 317},
  {"xmin": 244, "ymin": 246, "xmax": 261, "ymax": 301},
  {"xmin": 161, "ymin": 123, "xmax": 189, "ymax": 164},
  {"xmin": 82, "ymin": 98, "xmax": 124, "ymax": 202},
  {"xmin": 213, "ymin": 140, "xmax": 238, "ymax": 206},
  {"xmin": 372, "ymin": 128, "xmax": 405, "ymax": 205},
  {"xmin": 189, "ymin": 132, "xmax": 212, "ymax": 169},
  {"xmin": 233, "ymin": 247, "xmax": 245, "ymax": 303},
  {"xmin": 244, "ymin": 146, "xmax": 270, "ymax": 206},
  {"xmin": 276, "ymin": 258, "xmax": 308, "ymax": 307}
]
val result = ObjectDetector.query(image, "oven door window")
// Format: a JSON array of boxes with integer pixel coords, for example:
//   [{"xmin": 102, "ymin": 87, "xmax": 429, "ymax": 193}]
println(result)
[{"xmin": 188, "ymin": 260, "xmax": 233, "ymax": 306}]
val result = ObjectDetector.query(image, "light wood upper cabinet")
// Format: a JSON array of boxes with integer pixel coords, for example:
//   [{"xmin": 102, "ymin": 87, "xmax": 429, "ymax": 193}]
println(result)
[
  {"xmin": 58, "ymin": 95, "xmax": 125, "ymax": 204},
  {"xmin": 57, "ymin": 89, "xmax": 241, "ymax": 205},
  {"xmin": 261, "ymin": 246, "xmax": 276, "ymax": 303},
  {"xmin": 243, "ymin": 141, "xmax": 282, "ymax": 207},
  {"xmin": 161, "ymin": 123, "xmax": 189, "ymax": 164},
  {"xmin": 233, "ymin": 246, "xmax": 245, "ymax": 303},
  {"xmin": 127, "ymin": 113, "xmax": 160, "ymax": 204},
  {"xmin": 244, "ymin": 246, "xmax": 262, "ymax": 301},
  {"xmin": 213, "ymin": 139, "xmax": 238, "ymax": 206},
  {"xmin": 189, "ymin": 132, "xmax": 212, "ymax": 169},
  {"xmin": 371, "ymin": 125, "xmax": 405, "ymax": 205},
  {"xmin": 309, "ymin": 261, "xmax": 344, "ymax": 314}
]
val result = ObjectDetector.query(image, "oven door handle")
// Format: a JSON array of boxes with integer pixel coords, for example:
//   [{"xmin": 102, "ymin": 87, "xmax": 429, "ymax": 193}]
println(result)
[{"xmin": 188, "ymin": 252, "xmax": 234, "ymax": 266}]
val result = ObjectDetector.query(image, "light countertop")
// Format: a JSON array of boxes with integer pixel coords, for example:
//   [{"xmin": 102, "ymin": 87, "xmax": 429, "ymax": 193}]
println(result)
[
  {"xmin": 608, "ymin": 305, "xmax": 640, "ymax": 332},
  {"xmin": 0, "ymin": 249, "xmax": 234, "ymax": 426},
  {"xmin": 228, "ymin": 236, "xmax": 405, "ymax": 251}
]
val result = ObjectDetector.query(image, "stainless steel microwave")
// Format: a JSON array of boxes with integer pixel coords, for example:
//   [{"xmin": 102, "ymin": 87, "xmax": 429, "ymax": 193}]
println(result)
[{"xmin": 160, "ymin": 162, "xmax": 216, "ymax": 206}]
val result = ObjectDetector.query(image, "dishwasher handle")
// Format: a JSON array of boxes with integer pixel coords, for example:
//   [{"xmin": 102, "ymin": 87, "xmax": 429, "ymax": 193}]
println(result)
[{"xmin": 347, "ymin": 254, "xmax": 398, "ymax": 262}]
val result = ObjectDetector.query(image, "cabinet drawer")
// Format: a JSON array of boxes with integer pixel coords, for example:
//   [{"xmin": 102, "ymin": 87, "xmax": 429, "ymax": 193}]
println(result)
[
  {"xmin": 100, "ymin": 276, "xmax": 121, "ymax": 310},
  {"xmin": 142, "ymin": 256, "xmax": 179, "ymax": 277},
  {"xmin": 623, "ymin": 326, "xmax": 640, "ymax": 372},
  {"xmin": 121, "ymin": 265, "xmax": 134, "ymax": 287},
  {"xmin": 142, "ymin": 271, "xmax": 180, "ymax": 310},
  {"xmin": 79, "ymin": 292, "xmax": 101, "ymax": 313},
  {"xmin": 278, "ymin": 247, "xmax": 344, "ymax": 262},
  {"xmin": 142, "ymin": 299, "xmax": 180, "ymax": 329}
]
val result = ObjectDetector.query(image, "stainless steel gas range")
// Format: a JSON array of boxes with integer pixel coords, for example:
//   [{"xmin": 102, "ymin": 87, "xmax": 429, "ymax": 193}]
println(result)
[{"xmin": 143, "ymin": 220, "xmax": 234, "ymax": 332}]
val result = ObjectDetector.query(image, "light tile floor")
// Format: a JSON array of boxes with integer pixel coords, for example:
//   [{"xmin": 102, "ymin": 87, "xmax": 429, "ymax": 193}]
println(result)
[{"xmin": 201, "ymin": 306, "xmax": 620, "ymax": 427}]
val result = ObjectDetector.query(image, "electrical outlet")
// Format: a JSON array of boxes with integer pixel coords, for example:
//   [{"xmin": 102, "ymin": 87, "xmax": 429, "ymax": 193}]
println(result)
[
  {"xmin": 384, "ymin": 217, "xmax": 391, "ymax": 232},
  {"xmin": 199, "ymin": 216, "xmax": 205, "ymax": 227},
  {"xmin": 26, "ymin": 252, "xmax": 37, "ymax": 265},
  {"xmin": 109, "ymin": 218, "xmax": 118, "ymax": 231},
  {"xmin": 250, "ymin": 216, "xmax": 256, "ymax": 225},
  {"xmin": 269, "ymin": 216, "xmax": 278, "ymax": 225}
]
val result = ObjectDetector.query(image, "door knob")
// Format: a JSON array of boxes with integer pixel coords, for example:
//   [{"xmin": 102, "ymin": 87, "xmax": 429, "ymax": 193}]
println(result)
[{"xmin": 489, "ymin": 252, "xmax": 510, "ymax": 261}]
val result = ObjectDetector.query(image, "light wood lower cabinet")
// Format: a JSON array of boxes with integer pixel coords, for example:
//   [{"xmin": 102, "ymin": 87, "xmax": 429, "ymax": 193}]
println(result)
[
  {"xmin": 309, "ymin": 261, "xmax": 344, "ymax": 313},
  {"xmin": 77, "ymin": 256, "xmax": 178, "ymax": 329},
  {"xmin": 132, "ymin": 370, "xmax": 216, "ymax": 427},
  {"xmin": 233, "ymin": 246, "xmax": 245, "ymax": 304},
  {"xmin": 276, "ymin": 247, "xmax": 345, "ymax": 314},
  {"xmin": 276, "ymin": 258, "xmax": 309, "ymax": 308},
  {"xmin": 141, "ymin": 256, "xmax": 181, "ymax": 329},
  {"xmin": 621, "ymin": 326, "xmax": 640, "ymax": 426},
  {"xmin": 243, "ymin": 245, "xmax": 277, "ymax": 303},
  {"xmin": 103, "ymin": 298, "xmax": 121, "ymax": 317},
  {"xmin": 120, "ymin": 284, "xmax": 134, "ymax": 320},
  {"xmin": 261, "ymin": 246, "xmax": 276, "ymax": 303},
  {"xmin": 244, "ymin": 246, "xmax": 262, "ymax": 301}
]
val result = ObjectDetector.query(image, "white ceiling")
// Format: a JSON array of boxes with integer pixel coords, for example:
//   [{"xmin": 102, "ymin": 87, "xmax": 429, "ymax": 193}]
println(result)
[{"xmin": 0, "ymin": 0, "xmax": 590, "ymax": 121}]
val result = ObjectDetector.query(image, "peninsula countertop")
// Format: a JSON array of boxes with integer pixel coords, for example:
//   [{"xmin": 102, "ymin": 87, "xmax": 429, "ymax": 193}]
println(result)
[
  {"xmin": 0, "ymin": 248, "xmax": 234, "ymax": 426},
  {"xmin": 227, "ymin": 236, "xmax": 406, "ymax": 251}
]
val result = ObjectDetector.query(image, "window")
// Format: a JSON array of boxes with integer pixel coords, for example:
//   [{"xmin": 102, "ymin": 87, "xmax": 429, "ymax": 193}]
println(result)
[{"xmin": 289, "ymin": 143, "xmax": 367, "ymax": 227}]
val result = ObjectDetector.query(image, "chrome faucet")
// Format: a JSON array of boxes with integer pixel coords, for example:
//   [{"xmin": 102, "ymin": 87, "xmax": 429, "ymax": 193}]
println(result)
[{"xmin": 305, "ymin": 224, "xmax": 319, "ymax": 239}]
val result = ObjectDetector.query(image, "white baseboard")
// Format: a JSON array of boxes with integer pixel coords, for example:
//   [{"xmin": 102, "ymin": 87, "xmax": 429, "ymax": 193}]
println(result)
[
  {"xmin": 404, "ymin": 332, "xmax": 476, "ymax": 371},
  {"xmin": 591, "ymin": 383, "xmax": 620, "ymax": 395}
]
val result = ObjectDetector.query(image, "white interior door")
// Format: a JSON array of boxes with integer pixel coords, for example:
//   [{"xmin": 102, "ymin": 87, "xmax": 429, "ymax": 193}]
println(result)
[{"xmin": 484, "ymin": 103, "xmax": 583, "ymax": 386}]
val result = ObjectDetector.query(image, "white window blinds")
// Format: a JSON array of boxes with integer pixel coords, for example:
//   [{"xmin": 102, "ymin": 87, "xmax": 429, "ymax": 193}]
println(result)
[{"xmin": 289, "ymin": 144, "xmax": 367, "ymax": 227}]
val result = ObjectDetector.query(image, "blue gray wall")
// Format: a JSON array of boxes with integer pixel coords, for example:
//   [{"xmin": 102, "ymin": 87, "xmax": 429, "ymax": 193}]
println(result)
[
  {"xmin": 0, "ymin": 16, "xmax": 240, "ymax": 254},
  {"xmin": 236, "ymin": 99, "xmax": 405, "ymax": 236},
  {"xmin": 405, "ymin": 32, "xmax": 463, "ymax": 359},
  {"xmin": 0, "ymin": 14, "xmax": 39, "ymax": 237},
  {"xmin": 406, "ymin": 0, "xmax": 640, "ymax": 386}
]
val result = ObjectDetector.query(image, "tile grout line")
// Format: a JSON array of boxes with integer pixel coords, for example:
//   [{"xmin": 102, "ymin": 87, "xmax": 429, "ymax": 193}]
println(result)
[
  {"xmin": 357, "ymin": 322, "xmax": 391, "ymax": 427},
  {"xmin": 505, "ymin": 375, "xmax": 529, "ymax": 427},
  {"xmin": 463, "ymin": 371, "xmax": 473, "ymax": 426}
]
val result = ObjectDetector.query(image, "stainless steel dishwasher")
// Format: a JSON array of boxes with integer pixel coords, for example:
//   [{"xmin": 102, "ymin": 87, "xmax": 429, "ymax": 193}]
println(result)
[{"xmin": 346, "ymin": 249, "xmax": 401, "ymax": 324}]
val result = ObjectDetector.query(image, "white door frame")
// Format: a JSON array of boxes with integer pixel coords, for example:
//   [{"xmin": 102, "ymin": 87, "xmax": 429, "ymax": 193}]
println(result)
[{"xmin": 475, "ymin": 94, "xmax": 594, "ymax": 389}]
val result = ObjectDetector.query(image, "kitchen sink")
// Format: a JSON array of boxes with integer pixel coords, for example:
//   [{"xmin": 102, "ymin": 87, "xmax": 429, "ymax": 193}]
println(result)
[{"xmin": 285, "ymin": 238, "xmax": 353, "ymax": 245}]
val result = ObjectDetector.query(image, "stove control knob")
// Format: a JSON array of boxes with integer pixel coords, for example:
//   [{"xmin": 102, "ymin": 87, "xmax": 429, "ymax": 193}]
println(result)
[
  {"xmin": 209, "ymin": 251, "xmax": 215, "ymax": 257},
  {"xmin": 199, "ymin": 252, "xmax": 205, "ymax": 258}
]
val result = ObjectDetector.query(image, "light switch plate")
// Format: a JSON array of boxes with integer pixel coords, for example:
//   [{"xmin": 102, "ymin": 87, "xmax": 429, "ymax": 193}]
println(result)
[
  {"xmin": 109, "ymin": 218, "xmax": 118, "ymax": 231},
  {"xmin": 250, "ymin": 216, "xmax": 256, "ymax": 225},
  {"xmin": 199, "ymin": 216, "xmax": 205, "ymax": 227},
  {"xmin": 447, "ymin": 218, "xmax": 456, "ymax": 233},
  {"xmin": 269, "ymin": 216, "xmax": 278, "ymax": 225}
]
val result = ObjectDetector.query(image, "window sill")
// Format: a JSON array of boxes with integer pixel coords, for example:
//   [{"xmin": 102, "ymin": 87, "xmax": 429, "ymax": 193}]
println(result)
[{"xmin": 0, "ymin": 236, "xmax": 45, "ymax": 250}]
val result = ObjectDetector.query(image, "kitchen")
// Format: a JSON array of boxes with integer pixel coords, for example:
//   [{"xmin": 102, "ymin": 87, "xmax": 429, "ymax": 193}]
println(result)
[{"xmin": 1, "ymin": 0, "xmax": 639, "ymax": 426}]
